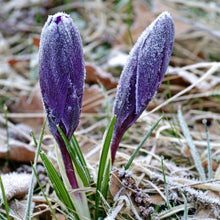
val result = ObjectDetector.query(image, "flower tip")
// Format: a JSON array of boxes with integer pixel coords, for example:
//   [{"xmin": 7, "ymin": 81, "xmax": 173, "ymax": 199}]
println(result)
[
  {"xmin": 157, "ymin": 11, "xmax": 175, "ymax": 32},
  {"xmin": 47, "ymin": 12, "xmax": 70, "ymax": 25},
  {"xmin": 55, "ymin": 15, "xmax": 62, "ymax": 24}
]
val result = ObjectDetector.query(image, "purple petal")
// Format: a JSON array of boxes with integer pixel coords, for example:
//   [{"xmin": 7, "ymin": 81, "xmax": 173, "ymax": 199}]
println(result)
[
  {"xmin": 111, "ymin": 12, "xmax": 175, "ymax": 163},
  {"xmin": 39, "ymin": 12, "xmax": 85, "ymax": 141},
  {"xmin": 136, "ymin": 12, "xmax": 174, "ymax": 114}
]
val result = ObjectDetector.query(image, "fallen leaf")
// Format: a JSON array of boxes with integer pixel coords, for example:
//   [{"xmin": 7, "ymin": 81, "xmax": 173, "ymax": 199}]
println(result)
[
  {"xmin": 85, "ymin": 63, "xmax": 118, "ymax": 89},
  {"xmin": 82, "ymin": 84, "xmax": 105, "ymax": 113},
  {"xmin": 0, "ymin": 139, "xmax": 35, "ymax": 162},
  {"xmin": 7, "ymin": 57, "xmax": 29, "ymax": 75},
  {"xmin": 109, "ymin": 170, "xmax": 127, "ymax": 198},
  {"xmin": 109, "ymin": 169, "xmax": 154, "ymax": 219},
  {"xmin": 150, "ymin": 194, "xmax": 166, "ymax": 205},
  {"xmin": 10, "ymin": 82, "xmax": 43, "ymax": 113},
  {"xmin": 9, "ymin": 82, "xmax": 44, "ymax": 131},
  {"xmin": 115, "ymin": 1, "xmax": 155, "ymax": 45},
  {"xmin": 53, "ymin": 214, "xmax": 65, "ymax": 220},
  {"xmin": 9, "ymin": 199, "xmax": 35, "ymax": 220},
  {"xmin": 153, "ymin": 0, "xmax": 193, "ymax": 37},
  {"xmin": 8, "ymin": 123, "xmax": 32, "ymax": 143},
  {"xmin": 32, "ymin": 35, "xmax": 40, "ymax": 47},
  {"xmin": 0, "ymin": 172, "xmax": 34, "ymax": 201}
]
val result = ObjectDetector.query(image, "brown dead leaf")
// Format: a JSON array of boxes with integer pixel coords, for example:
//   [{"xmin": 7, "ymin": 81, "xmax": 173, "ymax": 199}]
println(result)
[
  {"xmin": 33, "ymin": 35, "xmax": 40, "ymax": 48},
  {"xmin": 202, "ymin": 159, "xmax": 219, "ymax": 171},
  {"xmin": 109, "ymin": 170, "xmax": 128, "ymax": 198},
  {"xmin": 85, "ymin": 63, "xmax": 118, "ymax": 89},
  {"xmin": 153, "ymin": 0, "xmax": 193, "ymax": 36},
  {"xmin": 115, "ymin": 1, "xmax": 155, "ymax": 45},
  {"xmin": 8, "ymin": 123, "xmax": 32, "ymax": 143},
  {"xmin": 109, "ymin": 169, "xmax": 154, "ymax": 219},
  {"xmin": 116, "ymin": 0, "xmax": 192, "ymax": 46},
  {"xmin": 194, "ymin": 191, "xmax": 219, "ymax": 219},
  {"xmin": 9, "ymin": 199, "xmax": 35, "ymax": 220},
  {"xmin": 53, "ymin": 214, "xmax": 65, "ymax": 220},
  {"xmin": 82, "ymin": 84, "xmax": 104, "ymax": 113},
  {"xmin": 0, "ymin": 139, "xmax": 35, "ymax": 162},
  {"xmin": 10, "ymin": 82, "xmax": 44, "ymax": 131},
  {"xmin": 150, "ymin": 194, "xmax": 166, "ymax": 205},
  {"xmin": 0, "ymin": 172, "xmax": 34, "ymax": 201},
  {"xmin": 10, "ymin": 82, "xmax": 43, "ymax": 113},
  {"xmin": 7, "ymin": 57, "xmax": 29, "ymax": 75},
  {"xmin": 130, "ymin": 1, "xmax": 156, "ymax": 43}
]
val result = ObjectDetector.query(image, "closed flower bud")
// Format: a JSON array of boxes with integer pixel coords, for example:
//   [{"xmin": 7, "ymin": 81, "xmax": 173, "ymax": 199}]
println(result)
[
  {"xmin": 111, "ymin": 12, "xmax": 175, "ymax": 163},
  {"xmin": 39, "ymin": 12, "xmax": 85, "ymax": 189},
  {"xmin": 39, "ymin": 12, "xmax": 85, "ymax": 142}
]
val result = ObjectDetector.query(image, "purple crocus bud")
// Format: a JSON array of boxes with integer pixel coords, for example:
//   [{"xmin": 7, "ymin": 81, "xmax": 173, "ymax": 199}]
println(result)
[
  {"xmin": 39, "ymin": 12, "xmax": 85, "ymax": 189},
  {"xmin": 111, "ymin": 12, "xmax": 175, "ymax": 163}
]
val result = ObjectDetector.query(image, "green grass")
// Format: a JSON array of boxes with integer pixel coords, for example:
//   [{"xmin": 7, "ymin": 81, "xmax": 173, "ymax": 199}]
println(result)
[
  {"xmin": 95, "ymin": 115, "xmax": 115, "ymax": 219},
  {"xmin": 24, "ymin": 121, "xmax": 46, "ymax": 220},
  {"xmin": 125, "ymin": 116, "xmax": 163, "ymax": 170},
  {"xmin": 0, "ymin": 175, "xmax": 10, "ymax": 220}
]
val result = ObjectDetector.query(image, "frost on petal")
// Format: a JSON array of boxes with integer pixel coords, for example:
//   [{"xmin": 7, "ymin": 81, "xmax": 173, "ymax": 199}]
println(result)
[
  {"xmin": 135, "ymin": 12, "xmax": 174, "ymax": 115},
  {"xmin": 111, "ymin": 12, "xmax": 175, "ymax": 163},
  {"xmin": 39, "ymin": 12, "xmax": 85, "ymax": 141}
]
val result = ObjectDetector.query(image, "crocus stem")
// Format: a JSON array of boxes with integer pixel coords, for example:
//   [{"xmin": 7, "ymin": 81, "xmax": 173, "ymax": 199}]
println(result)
[{"xmin": 58, "ymin": 140, "xmax": 79, "ymax": 190}]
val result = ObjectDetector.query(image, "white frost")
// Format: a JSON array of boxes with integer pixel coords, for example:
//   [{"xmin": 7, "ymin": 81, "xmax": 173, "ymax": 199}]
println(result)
[{"xmin": 0, "ymin": 172, "xmax": 33, "ymax": 203}]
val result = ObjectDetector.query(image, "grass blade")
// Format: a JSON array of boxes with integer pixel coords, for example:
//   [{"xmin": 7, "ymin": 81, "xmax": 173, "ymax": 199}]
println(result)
[
  {"xmin": 161, "ymin": 157, "xmax": 171, "ymax": 209},
  {"xmin": 95, "ymin": 115, "xmax": 116, "ymax": 220},
  {"xmin": 40, "ymin": 152, "xmax": 79, "ymax": 220},
  {"xmin": 3, "ymin": 105, "xmax": 9, "ymax": 167},
  {"xmin": 102, "ymin": 158, "xmax": 111, "ymax": 200},
  {"xmin": 0, "ymin": 175, "xmax": 10, "ymax": 220},
  {"xmin": 203, "ymin": 119, "xmax": 212, "ymax": 179},
  {"xmin": 0, "ymin": 213, "xmax": 7, "ymax": 220},
  {"xmin": 125, "ymin": 116, "xmax": 163, "ymax": 170},
  {"xmin": 57, "ymin": 126, "xmax": 90, "ymax": 186},
  {"xmin": 31, "ymin": 164, "xmax": 58, "ymax": 220},
  {"xmin": 24, "ymin": 121, "xmax": 46, "ymax": 220},
  {"xmin": 178, "ymin": 107, "xmax": 206, "ymax": 181},
  {"xmin": 71, "ymin": 134, "xmax": 91, "ymax": 184},
  {"xmin": 179, "ymin": 188, "xmax": 188, "ymax": 220}
]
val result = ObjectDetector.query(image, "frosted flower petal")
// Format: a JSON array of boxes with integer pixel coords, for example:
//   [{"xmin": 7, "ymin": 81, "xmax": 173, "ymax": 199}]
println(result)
[
  {"xmin": 111, "ymin": 12, "xmax": 175, "ymax": 163},
  {"xmin": 39, "ymin": 12, "xmax": 85, "ymax": 141}
]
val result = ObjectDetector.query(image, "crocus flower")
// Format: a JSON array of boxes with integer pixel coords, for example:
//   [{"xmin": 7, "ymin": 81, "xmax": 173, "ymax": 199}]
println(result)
[
  {"xmin": 39, "ymin": 12, "xmax": 85, "ymax": 189},
  {"xmin": 111, "ymin": 12, "xmax": 175, "ymax": 163}
]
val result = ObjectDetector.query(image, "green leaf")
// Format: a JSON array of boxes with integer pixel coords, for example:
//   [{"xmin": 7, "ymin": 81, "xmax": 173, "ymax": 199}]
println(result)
[
  {"xmin": 71, "ymin": 134, "xmax": 91, "ymax": 184},
  {"xmin": 57, "ymin": 126, "xmax": 90, "ymax": 186},
  {"xmin": 178, "ymin": 107, "xmax": 206, "ymax": 181},
  {"xmin": 102, "ymin": 158, "xmax": 111, "ymax": 199},
  {"xmin": 95, "ymin": 115, "xmax": 116, "ymax": 220},
  {"xmin": 203, "ymin": 119, "xmax": 212, "ymax": 179},
  {"xmin": 40, "ymin": 152, "xmax": 80, "ymax": 220},
  {"xmin": 0, "ymin": 175, "xmax": 10, "ymax": 220},
  {"xmin": 25, "ymin": 121, "xmax": 46, "ymax": 220},
  {"xmin": 125, "ymin": 116, "xmax": 163, "ymax": 170}
]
